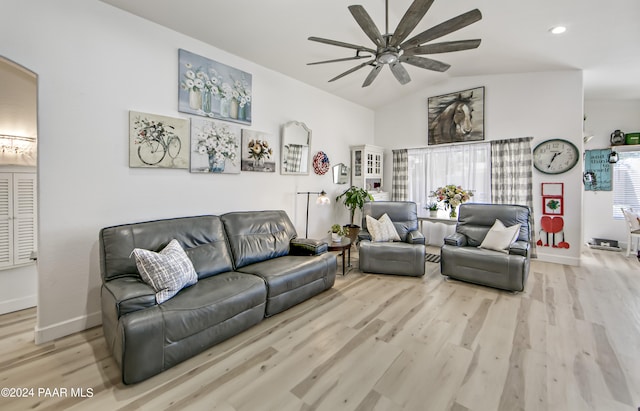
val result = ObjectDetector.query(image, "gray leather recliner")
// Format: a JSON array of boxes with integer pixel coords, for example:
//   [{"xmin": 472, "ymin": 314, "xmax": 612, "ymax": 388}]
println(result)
[
  {"xmin": 358, "ymin": 201, "xmax": 426, "ymax": 277},
  {"xmin": 440, "ymin": 203, "xmax": 531, "ymax": 292}
]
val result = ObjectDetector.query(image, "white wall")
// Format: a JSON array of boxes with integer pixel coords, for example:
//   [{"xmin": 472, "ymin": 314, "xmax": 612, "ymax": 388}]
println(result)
[
  {"xmin": 583, "ymin": 99, "xmax": 640, "ymax": 246},
  {"xmin": 0, "ymin": 0, "xmax": 374, "ymax": 342},
  {"xmin": 375, "ymin": 71, "xmax": 584, "ymax": 266}
]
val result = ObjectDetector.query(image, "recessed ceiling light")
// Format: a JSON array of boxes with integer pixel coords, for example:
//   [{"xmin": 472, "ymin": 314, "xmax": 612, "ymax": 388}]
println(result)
[{"xmin": 550, "ymin": 26, "xmax": 567, "ymax": 35}]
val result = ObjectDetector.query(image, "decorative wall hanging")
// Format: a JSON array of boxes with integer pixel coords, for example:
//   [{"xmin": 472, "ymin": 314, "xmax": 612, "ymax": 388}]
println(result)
[
  {"xmin": 129, "ymin": 111, "xmax": 190, "ymax": 169},
  {"xmin": 583, "ymin": 149, "xmax": 612, "ymax": 191},
  {"xmin": 541, "ymin": 182, "xmax": 563, "ymax": 215},
  {"xmin": 538, "ymin": 216, "xmax": 569, "ymax": 249},
  {"xmin": 190, "ymin": 118, "xmax": 241, "ymax": 174},
  {"xmin": 178, "ymin": 49, "xmax": 252, "ymax": 125},
  {"xmin": 241, "ymin": 130, "xmax": 276, "ymax": 172},
  {"xmin": 428, "ymin": 86, "xmax": 484, "ymax": 145},
  {"xmin": 312, "ymin": 151, "xmax": 330, "ymax": 175}
]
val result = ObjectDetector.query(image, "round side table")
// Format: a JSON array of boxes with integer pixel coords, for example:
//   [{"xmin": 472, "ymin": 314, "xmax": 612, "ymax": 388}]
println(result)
[{"xmin": 327, "ymin": 237, "xmax": 352, "ymax": 276}]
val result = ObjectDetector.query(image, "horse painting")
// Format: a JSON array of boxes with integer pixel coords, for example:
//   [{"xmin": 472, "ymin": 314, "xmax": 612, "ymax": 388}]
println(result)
[{"xmin": 428, "ymin": 87, "xmax": 484, "ymax": 145}]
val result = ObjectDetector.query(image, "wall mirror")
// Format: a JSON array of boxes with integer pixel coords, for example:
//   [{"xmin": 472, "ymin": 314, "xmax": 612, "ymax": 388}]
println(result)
[
  {"xmin": 332, "ymin": 163, "xmax": 349, "ymax": 184},
  {"xmin": 281, "ymin": 121, "xmax": 311, "ymax": 175}
]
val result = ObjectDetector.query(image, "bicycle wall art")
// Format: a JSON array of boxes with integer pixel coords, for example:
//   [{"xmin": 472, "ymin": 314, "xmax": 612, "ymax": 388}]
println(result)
[
  {"xmin": 190, "ymin": 118, "xmax": 241, "ymax": 174},
  {"xmin": 129, "ymin": 111, "xmax": 190, "ymax": 169},
  {"xmin": 179, "ymin": 49, "xmax": 252, "ymax": 126}
]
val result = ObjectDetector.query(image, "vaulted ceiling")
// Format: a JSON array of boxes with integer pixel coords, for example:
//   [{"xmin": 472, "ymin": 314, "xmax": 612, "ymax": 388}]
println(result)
[{"xmin": 101, "ymin": 0, "xmax": 640, "ymax": 109}]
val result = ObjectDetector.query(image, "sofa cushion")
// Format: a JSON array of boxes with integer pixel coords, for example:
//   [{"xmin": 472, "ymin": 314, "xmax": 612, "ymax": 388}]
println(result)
[
  {"xmin": 366, "ymin": 213, "xmax": 401, "ymax": 242},
  {"xmin": 133, "ymin": 239, "xmax": 198, "ymax": 303},
  {"xmin": 100, "ymin": 215, "xmax": 234, "ymax": 282},
  {"xmin": 221, "ymin": 210, "xmax": 297, "ymax": 268},
  {"xmin": 479, "ymin": 219, "xmax": 521, "ymax": 253},
  {"xmin": 160, "ymin": 272, "xmax": 267, "ymax": 343}
]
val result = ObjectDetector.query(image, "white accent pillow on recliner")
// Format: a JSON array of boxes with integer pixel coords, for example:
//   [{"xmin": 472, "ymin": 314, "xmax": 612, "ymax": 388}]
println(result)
[
  {"xmin": 479, "ymin": 219, "xmax": 521, "ymax": 253},
  {"xmin": 366, "ymin": 213, "xmax": 401, "ymax": 242},
  {"xmin": 132, "ymin": 239, "xmax": 198, "ymax": 303}
]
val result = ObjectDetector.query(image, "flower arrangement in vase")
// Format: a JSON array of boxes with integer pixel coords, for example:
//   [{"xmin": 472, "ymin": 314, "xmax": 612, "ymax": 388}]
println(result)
[
  {"xmin": 430, "ymin": 185, "xmax": 474, "ymax": 218},
  {"xmin": 194, "ymin": 122, "xmax": 239, "ymax": 173}
]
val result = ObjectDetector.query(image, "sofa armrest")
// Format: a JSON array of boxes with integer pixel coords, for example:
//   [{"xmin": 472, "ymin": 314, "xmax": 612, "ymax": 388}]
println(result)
[
  {"xmin": 406, "ymin": 230, "xmax": 426, "ymax": 245},
  {"xmin": 358, "ymin": 229, "xmax": 372, "ymax": 242},
  {"xmin": 103, "ymin": 276, "xmax": 157, "ymax": 318},
  {"xmin": 444, "ymin": 232, "xmax": 467, "ymax": 247},
  {"xmin": 290, "ymin": 238, "xmax": 328, "ymax": 255},
  {"xmin": 509, "ymin": 240, "xmax": 530, "ymax": 257}
]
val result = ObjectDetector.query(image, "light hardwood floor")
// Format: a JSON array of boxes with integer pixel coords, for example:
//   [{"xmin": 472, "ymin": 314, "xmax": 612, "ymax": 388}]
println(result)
[{"xmin": 0, "ymin": 247, "xmax": 639, "ymax": 411}]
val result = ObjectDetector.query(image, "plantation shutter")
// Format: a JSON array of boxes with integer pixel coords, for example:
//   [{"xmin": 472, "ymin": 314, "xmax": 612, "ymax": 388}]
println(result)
[
  {"xmin": 14, "ymin": 174, "xmax": 37, "ymax": 264},
  {"xmin": 0, "ymin": 172, "xmax": 37, "ymax": 268},
  {"xmin": 0, "ymin": 173, "xmax": 14, "ymax": 268}
]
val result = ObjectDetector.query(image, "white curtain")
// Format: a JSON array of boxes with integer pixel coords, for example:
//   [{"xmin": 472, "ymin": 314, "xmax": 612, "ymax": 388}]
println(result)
[{"xmin": 408, "ymin": 143, "xmax": 491, "ymax": 217}]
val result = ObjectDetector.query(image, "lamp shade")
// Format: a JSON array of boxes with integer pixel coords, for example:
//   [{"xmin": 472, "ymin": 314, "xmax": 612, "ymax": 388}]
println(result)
[{"xmin": 316, "ymin": 190, "xmax": 330, "ymax": 205}]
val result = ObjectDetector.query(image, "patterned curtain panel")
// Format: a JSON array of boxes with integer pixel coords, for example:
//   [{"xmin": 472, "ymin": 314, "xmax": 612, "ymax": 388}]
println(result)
[
  {"xmin": 392, "ymin": 149, "xmax": 408, "ymax": 201},
  {"xmin": 285, "ymin": 144, "xmax": 302, "ymax": 172},
  {"xmin": 490, "ymin": 137, "xmax": 537, "ymax": 257}
]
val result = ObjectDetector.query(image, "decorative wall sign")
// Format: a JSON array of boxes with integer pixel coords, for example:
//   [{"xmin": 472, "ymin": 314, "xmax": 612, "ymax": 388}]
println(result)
[
  {"xmin": 179, "ymin": 49, "xmax": 252, "ymax": 125},
  {"xmin": 241, "ymin": 130, "xmax": 275, "ymax": 172},
  {"xmin": 129, "ymin": 111, "xmax": 189, "ymax": 169},
  {"xmin": 428, "ymin": 86, "xmax": 484, "ymax": 145},
  {"xmin": 312, "ymin": 151, "xmax": 330, "ymax": 175},
  {"xmin": 190, "ymin": 118, "xmax": 241, "ymax": 174},
  {"xmin": 583, "ymin": 149, "xmax": 612, "ymax": 191}
]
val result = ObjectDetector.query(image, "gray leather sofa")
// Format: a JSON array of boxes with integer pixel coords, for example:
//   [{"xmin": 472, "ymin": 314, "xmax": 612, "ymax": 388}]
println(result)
[
  {"xmin": 100, "ymin": 210, "xmax": 336, "ymax": 384},
  {"xmin": 358, "ymin": 201, "xmax": 426, "ymax": 277},
  {"xmin": 440, "ymin": 203, "xmax": 531, "ymax": 292}
]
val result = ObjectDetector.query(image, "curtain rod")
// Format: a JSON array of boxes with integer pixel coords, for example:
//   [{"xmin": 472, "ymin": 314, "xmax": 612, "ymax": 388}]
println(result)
[{"xmin": 396, "ymin": 136, "xmax": 533, "ymax": 152}]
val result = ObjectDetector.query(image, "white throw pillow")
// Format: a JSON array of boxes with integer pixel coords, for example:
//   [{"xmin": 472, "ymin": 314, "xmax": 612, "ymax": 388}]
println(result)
[
  {"xmin": 366, "ymin": 213, "xmax": 401, "ymax": 242},
  {"xmin": 622, "ymin": 208, "xmax": 640, "ymax": 231},
  {"xmin": 132, "ymin": 239, "xmax": 198, "ymax": 304},
  {"xmin": 479, "ymin": 219, "xmax": 521, "ymax": 253}
]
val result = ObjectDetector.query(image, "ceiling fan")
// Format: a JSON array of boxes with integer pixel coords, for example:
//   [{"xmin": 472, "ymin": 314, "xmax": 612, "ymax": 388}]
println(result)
[{"xmin": 308, "ymin": 0, "xmax": 482, "ymax": 87}]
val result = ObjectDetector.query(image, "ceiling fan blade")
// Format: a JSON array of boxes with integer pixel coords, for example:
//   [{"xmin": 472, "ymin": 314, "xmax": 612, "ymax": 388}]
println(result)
[
  {"xmin": 403, "ymin": 39, "xmax": 481, "ymax": 56},
  {"xmin": 328, "ymin": 59, "xmax": 375, "ymax": 82},
  {"xmin": 348, "ymin": 5, "xmax": 385, "ymax": 48},
  {"xmin": 389, "ymin": 62, "xmax": 411, "ymax": 85},
  {"xmin": 308, "ymin": 36, "xmax": 376, "ymax": 54},
  {"xmin": 308, "ymin": 55, "xmax": 373, "ymax": 65},
  {"xmin": 389, "ymin": 0, "xmax": 436, "ymax": 47},
  {"xmin": 362, "ymin": 65, "xmax": 383, "ymax": 87},
  {"xmin": 400, "ymin": 9, "xmax": 482, "ymax": 49},
  {"xmin": 400, "ymin": 55, "xmax": 450, "ymax": 72}
]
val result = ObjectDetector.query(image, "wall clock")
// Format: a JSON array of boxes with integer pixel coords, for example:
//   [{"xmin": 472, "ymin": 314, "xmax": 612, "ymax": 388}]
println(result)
[{"xmin": 532, "ymin": 139, "xmax": 579, "ymax": 174}]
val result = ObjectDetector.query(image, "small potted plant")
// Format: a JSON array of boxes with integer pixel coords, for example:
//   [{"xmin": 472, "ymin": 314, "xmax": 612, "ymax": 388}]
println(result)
[
  {"xmin": 329, "ymin": 224, "xmax": 349, "ymax": 242},
  {"xmin": 425, "ymin": 201, "xmax": 439, "ymax": 217}
]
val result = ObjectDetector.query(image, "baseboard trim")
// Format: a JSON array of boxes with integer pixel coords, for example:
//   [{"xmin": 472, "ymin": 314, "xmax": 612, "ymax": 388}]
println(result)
[
  {"xmin": 34, "ymin": 311, "xmax": 102, "ymax": 344},
  {"xmin": 0, "ymin": 294, "xmax": 37, "ymax": 315},
  {"xmin": 536, "ymin": 252, "xmax": 580, "ymax": 266}
]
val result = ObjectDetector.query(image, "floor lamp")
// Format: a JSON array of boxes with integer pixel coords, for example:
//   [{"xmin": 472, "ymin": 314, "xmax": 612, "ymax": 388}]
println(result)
[{"xmin": 296, "ymin": 190, "xmax": 330, "ymax": 238}]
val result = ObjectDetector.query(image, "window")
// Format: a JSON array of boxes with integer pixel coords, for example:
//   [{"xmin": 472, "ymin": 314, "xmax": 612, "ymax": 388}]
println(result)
[
  {"xmin": 408, "ymin": 143, "xmax": 491, "ymax": 216},
  {"xmin": 613, "ymin": 150, "xmax": 640, "ymax": 219}
]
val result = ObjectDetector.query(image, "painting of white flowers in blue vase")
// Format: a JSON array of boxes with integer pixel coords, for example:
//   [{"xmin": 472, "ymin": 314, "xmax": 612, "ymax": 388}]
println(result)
[
  {"xmin": 179, "ymin": 49, "xmax": 252, "ymax": 125},
  {"xmin": 190, "ymin": 118, "xmax": 241, "ymax": 174}
]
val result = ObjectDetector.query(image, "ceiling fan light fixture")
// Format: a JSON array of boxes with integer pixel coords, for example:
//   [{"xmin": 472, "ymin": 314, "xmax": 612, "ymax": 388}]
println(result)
[
  {"xmin": 549, "ymin": 26, "xmax": 567, "ymax": 35},
  {"xmin": 376, "ymin": 51, "xmax": 399, "ymax": 65}
]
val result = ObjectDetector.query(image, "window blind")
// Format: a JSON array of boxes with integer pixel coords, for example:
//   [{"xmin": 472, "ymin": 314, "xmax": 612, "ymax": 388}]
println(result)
[{"xmin": 612, "ymin": 150, "xmax": 640, "ymax": 219}]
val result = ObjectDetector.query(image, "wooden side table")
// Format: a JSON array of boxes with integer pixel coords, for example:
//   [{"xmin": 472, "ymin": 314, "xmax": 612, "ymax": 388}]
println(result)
[{"xmin": 327, "ymin": 237, "xmax": 352, "ymax": 276}]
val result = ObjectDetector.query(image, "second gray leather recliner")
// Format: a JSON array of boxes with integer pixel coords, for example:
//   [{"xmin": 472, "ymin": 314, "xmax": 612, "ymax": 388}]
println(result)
[{"xmin": 358, "ymin": 201, "xmax": 426, "ymax": 277}]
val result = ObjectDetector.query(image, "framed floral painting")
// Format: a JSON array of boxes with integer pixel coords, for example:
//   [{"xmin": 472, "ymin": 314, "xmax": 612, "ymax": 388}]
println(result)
[
  {"xmin": 179, "ymin": 49, "xmax": 252, "ymax": 125},
  {"xmin": 241, "ymin": 130, "xmax": 276, "ymax": 172},
  {"xmin": 190, "ymin": 118, "xmax": 241, "ymax": 174},
  {"xmin": 129, "ymin": 111, "xmax": 190, "ymax": 169}
]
